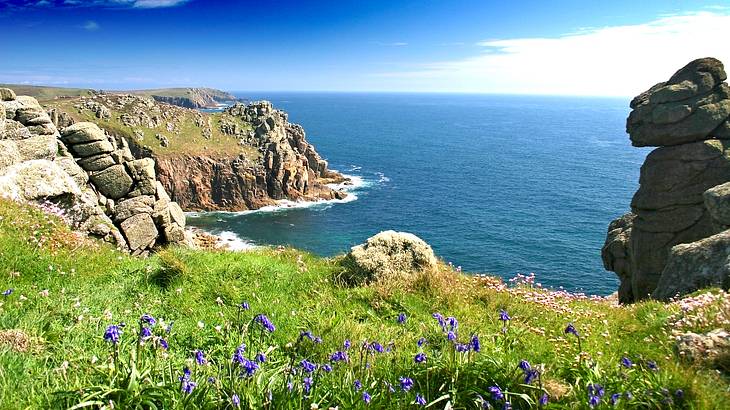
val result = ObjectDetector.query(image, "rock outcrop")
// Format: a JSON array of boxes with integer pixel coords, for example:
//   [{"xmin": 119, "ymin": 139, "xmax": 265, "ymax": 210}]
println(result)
[
  {"xmin": 603, "ymin": 58, "xmax": 730, "ymax": 302},
  {"xmin": 132, "ymin": 88, "xmax": 240, "ymax": 109},
  {"xmin": 341, "ymin": 231, "xmax": 438, "ymax": 286},
  {"xmin": 155, "ymin": 101, "xmax": 347, "ymax": 211},
  {"xmin": 0, "ymin": 89, "xmax": 189, "ymax": 255}
]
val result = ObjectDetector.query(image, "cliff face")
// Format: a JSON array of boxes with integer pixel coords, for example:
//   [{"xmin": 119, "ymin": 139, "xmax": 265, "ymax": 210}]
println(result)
[
  {"xmin": 154, "ymin": 101, "xmax": 347, "ymax": 211},
  {"xmin": 603, "ymin": 58, "xmax": 730, "ymax": 303},
  {"xmin": 135, "ymin": 88, "xmax": 240, "ymax": 109}
]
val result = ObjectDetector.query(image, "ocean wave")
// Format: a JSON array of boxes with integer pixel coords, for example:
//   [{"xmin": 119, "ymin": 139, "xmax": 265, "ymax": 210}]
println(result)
[{"xmin": 216, "ymin": 231, "xmax": 258, "ymax": 251}]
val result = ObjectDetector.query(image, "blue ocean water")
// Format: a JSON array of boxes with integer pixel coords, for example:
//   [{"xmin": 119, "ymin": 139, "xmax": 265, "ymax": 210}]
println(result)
[{"xmin": 187, "ymin": 93, "xmax": 650, "ymax": 295}]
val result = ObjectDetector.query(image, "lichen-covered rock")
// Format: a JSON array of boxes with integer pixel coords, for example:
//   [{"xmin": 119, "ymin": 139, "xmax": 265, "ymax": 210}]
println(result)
[
  {"xmin": 120, "ymin": 213, "xmax": 158, "ymax": 251},
  {"xmin": 601, "ymin": 213, "xmax": 635, "ymax": 304},
  {"xmin": 15, "ymin": 135, "xmax": 58, "ymax": 161},
  {"xmin": 113, "ymin": 195, "xmax": 155, "ymax": 222},
  {"xmin": 0, "ymin": 160, "xmax": 81, "ymax": 200},
  {"xmin": 653, "ymin": 230, "xmax": 730, "ymax": 300},
  {"xmin": 675, "ymin": 328, "xmax": 730, "ymax": 363},
  {"xmin": 70, "ymin": 140, "xmax": 114, "ymax": 157},
  {"xmin": 704, "ymin": 182, "xmax": 730, "ymax": 228},
  {"xmin": 77, "ymin": 154, "xmax": 115, "ymax": 172},
  {"xmin": 342, "ymin": 231, "xmax": 438, "ymax": 285},
  {"xmin": 0, "ymin": 88, "xmax": 16, "ymax": 101},
  {"xmin": 0, "ymin": 140, "xmax": 21, "ymax": 171},
  {"xmin": 61, "ymin": 122, "xmax": 107, "ymax": 144},
  {"xmin": 89, "ymin": 164, "xmax": 133, "ymax": 199}
]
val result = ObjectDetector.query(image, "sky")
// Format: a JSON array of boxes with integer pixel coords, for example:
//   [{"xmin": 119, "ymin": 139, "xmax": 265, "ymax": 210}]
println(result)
[{"xmin": 1, "ymin": 0, "xmax": 730, "ymax": 96}]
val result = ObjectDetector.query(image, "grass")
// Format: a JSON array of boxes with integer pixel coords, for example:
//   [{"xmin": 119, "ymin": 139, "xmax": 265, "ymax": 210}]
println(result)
[{"xmin": 0, "ymin": 197, "xmax": 729, "ymax": 409}]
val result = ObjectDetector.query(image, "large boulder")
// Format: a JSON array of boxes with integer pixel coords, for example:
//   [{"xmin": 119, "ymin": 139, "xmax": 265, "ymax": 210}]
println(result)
[
  {"xmin": 89, "ymin": 164, "xmax": 134, "ymax": 199},
  {"xmin": 342, "ymin": 231, "xmax": 438, "ymax": 285},
  {"xmin": 120, "ymin": 213, "xmax": 158, "ymax": 252},
  {"xmin": 0, "ymin": 160, "xmax": 81, "ymax": 201},
  {"xmin": 653, "ymin": 230, "xmax": 730, "ymax": 300},
  {"xmin": 60, "ymin": 122, "xmax": 107, "ymax": 144},
  {"xmin": 605, "ymin": 58, "xmax": 730, "ymax": 302},
  {"xmin": 0, "ymin": 88, "xmax": 16, "ymax": 101}
]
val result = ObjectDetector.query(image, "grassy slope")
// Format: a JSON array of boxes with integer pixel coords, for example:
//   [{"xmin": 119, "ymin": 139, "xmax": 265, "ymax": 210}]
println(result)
[
  {"xmin": 0, "ymin": 84, "xmax": 94, "ymax": 99},
  {"xmin": 0, "ymin": 197, "xmax": 728, "ymax": 409},
  {"xmin": 42, "ymin": 98, "xmax": 257, "ymax": 159}
]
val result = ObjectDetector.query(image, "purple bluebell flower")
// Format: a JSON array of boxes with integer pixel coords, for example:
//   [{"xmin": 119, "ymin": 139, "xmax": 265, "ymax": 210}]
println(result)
[
  {"xmin": 499, "ymin": 310, "xmax": 510, "ymax": 322},
  {"xmin": 254, "ymin": 314, "xmax": 275, "ymax": 332},
  {"xmin": 314, "ymin": 337, "xmax": 322, "ymax": 344},
  {"xmin": 416, "ymin": 393, "xmax": 427, "ymax": 406},
  {"xmin": 165, "ymin": 322, "xmax": 174, "ymax": 333},
  {"xmin": 588, "ymin": 384, "xmax": 605, "ymax": 398},
  {"xmin": 330, "ymin": 351, "xmax": 349, "ymax": 362},
  {"xmin": 241, "ymin": 301, "xmax": 249, "ymax": 310},
  {"xmin": 241, "ymin": 359, "xmax": 259, "ymax": 377},
  {"xmin": 232, "ymin": 393, "xmax": 240, "ymax": 408},
  {"xmin": 447, "ymin": 316, "xmax": 458, "ymax": 331},
  {"xmin": 372, "ymin": 342, "xmax": 385, "ymax": 353},
  {"xmin": 362, "ymin": 391, "xmax": 371, "ymax": 404},
  {"xmin": 255, "ymin": 352, "xmax": 266, "ymax": 363},
  {"xmin": 386, "ymin": 382, "xmax": 395, "ymax": 393},
  {"xmin": 287, "ymin": 381, "xmax": 293, "ymax": 391},
  {"xmin": 477, "ymin": 395, "xmax": 491, "ymax": 409},
  {"xmin": 232, "ymin": 344, "xmax": 246, "ymax": 364},
  {"xmin": 399, "ymin": 376, "xmax": 414, "ymax": 392},
  {"xmin": 344, "ymin": 339, "xmax": 351, "ymax": 349},
  {"xmin": 455, "ymin": 343, "xmax": 471, "ymax": 352},
  {"xmin": 471, "ymin": 334, "xmax": 481, "ymax": 352},
  {"xmin": 624, "ymin": 391, "xmax": 633, "ymax": 399},
  {"xmin": 181, "ymin": 379, "xmax": 197, "ymax": 394},
  {"xmin": 207, "ymin": 377, "xmax": 216, "ymax": 384},
  {"xmin": 303, "ymin": 377, "xmax": 313, "ymax": 394},
  {"xmin": 179, "ymin": 367, "xmax": 191, "ymax": 381},
  {"xmin": 354, "ymin": 379, "xmax": 362, "ymax": 391},
  {"xmin": 195, "ymin": 350, "xmax": 206, "ymax": 365},
  {"xmin": 564, "ymin": 323, "xmax": 579, "ymax": 337},
  {"xmin": 414, "ymin": 352, "xmax": 427, "ymax": 363},
  {"xmin": 417, "ymin": 337, "xmax": 427, "ymax": 347},
  {"xmin": 300, "ymin": 330, "xmax": 314, "ymax": 340},
  {"xmin": 140, "ymin": 327, "xmax": 152, "ymax": 340},
  {"xmin": 610, "ymin": 393, "xmax": 621, "ymax": 406},
  {"xmin": 488, "ymin": 386, "xmax": 504, "ymax": 401},
  {"xmin": 447, "ymin": 331, "xmax": 457, "ymax": 341},
  {"xmin": 300, "ymin": 359, "xmax": 316, "ymax": 373},
  {"xmin": 519, "ymin": 360, "xmax": 531, "ymax": 371},
  {"xmin": 322, "ymin": 364, "xmax": 333, "ymax": 372},
  {"xmin": 621, "ymin": 357, "xmax": 632, "ymax": 368},
  {"xmin": 2, "ymin": 289, "xmax": 12, "ymax": 297},
  {"xmin": 104, "ymin": 324, "xmax": 121, "ymax": 344},
  {"xmin": 397, "ymin": 313, "xmax": 407, "ymax": 324},
  {"xmin": 502, "ymin": 403, "xmax": 512, "ymax": 410},
  {"xmin": 524, "ymin": 370, "xmax": 538, "ymax": 384},
  {"xmin": 646, "ymin": 360, "xmax": 658, "ymax": 371},
  {"xmin": 588, "ymin": 395, "xmax": 600, "ymax": 408},
  {"xmin": 432, "ymin": 313, "xmax": 446, "ymax": 330},
  {"xmin": 675, "ymin": 389, "xmax": 684, "ymax": 399},
  {"xmin": 539, "ymin": 393, "xmax": 548, "ymax": 406},
  {"xmin": 140, "ymin": 314, "xmax": 156, "ymax": 325},
  {"xmin": 159, "ymin": 338, "xmax": 169, "ymax": 350}
]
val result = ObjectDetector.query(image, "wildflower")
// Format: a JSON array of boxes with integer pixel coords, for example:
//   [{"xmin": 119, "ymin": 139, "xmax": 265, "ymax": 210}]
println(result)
[
  {"xmin": 499, "ymin": 310, "xmax": 511, "ymax": 322},
  {"xmin": 362, "ymin": 391, "xmax": 371, "ymax": 404},
  {"xmin": 197, "ymin": 321, "xmax": 205, "ymax": 329},
  {"xmin": 254, "ymin": 314, "xmax": 276, "ymax": 332},
  {"xmin": 646, "ymin": 360, "xmax": 658, "ymax": 371},
  {"xmin": 397, "ymin": 313, "xmax": 407, "ymax": 324},
  {"xmin": 610, "ymin": 393, "xmax": 621, "ymax": 406},
  {"xmin": 675, "ymin": 389, "xmax": 684, "ymax": 399},
  {"xmin": 415, "ymin": 393, "xmax": 427, "ymax": 406},
  {"xmin": 344, "ymin": 339, "xmax": 351, "ymax": 349},
  {"xmin": 471, "ymin": 334, "xmax": 481, "ymax": 352},
  {"xmin": 432, "ymin": 313, "xmax": 446, "ymax": 329},
  {"xmin": 140, "ymin": 314, "xmax": 156, "ymax": 325},
  {"xmin": 303, "ymin": 377, "xmax": 313, "ymax": 393},
  {"xmin": 165, "ymin": 322, "xmax": 174, "ymax": 333},
  {"xmin": 241, "ymin": 359, "xmax": 259, "ymax": 377},
  {"xmin": 140, "ymin": 327, "xmax": 152, "ymax": 340},
  {"xmin": 621, "ymin": 357, "xmax": 632, "ymax": 368},
  {"xmin": 38, "ymin": 289, "xmax": 49, "ymax": 297},
  {"xmin": 502, "ymin": 403, "xmax": 511, "ymax": 410},
  {"xmin": 314, "ymin": 336, "xmax": 322, "ymax": 344},
  {"xmin": 588, "ymin": 384, "xmax": 605, "ymax": 398},
  {"xmin": 564, "ymin": 323, "xmax": 579, "ymax": 337},
  {"xmin": 447, "ymin": 316, "xmax": 458, "ymax": 330},
  {"xmin": 2, "ymin": 289, "xmax": 12, "ymax": 297},
  {"xmin": 255, "ymin": 352, "xmax": 266, "ymax": 363},
  {"xmin": 301, "ymin": 359, "xmax": 316, "ymax": 373},
  {"xmin": 417, "ymin": 337, "xmax": 427, "ymax": 347},
  {"xmin": 301, "ymin": 330, "xmax": 315, "ymax": 341},
  {"xmin": 322, "ymin": 364, "xmax": 333, "ymax": 372},
  {"xmin": 447, "ymin": 331, "xmax": 457, "ymax": 341},
  {"xmin": 455, "ymin": 343, "xmax": 471, "ymax": 352},
  {"xmin": 371, "ymin": 342, "xmax": 385, "ymax": 353},
  {"xmin": 207, "ymin": 377, "xmax": 216, "ymax": 384},
  {"xmin": 181, "ymin": 379, "xmax": 197, "ymax": 394},
  {"xmin": 354, "ymin": 379, "xmax": 362, "ymax": 391},
  {"xmin": 232, "ymin": 344, "xmax": 246, "ymax": 364},
  {"xmin": 241, "ymin": 301, "xmax": 250, "ymax": 310},
  {"xmin": 588, "ymin": 395, "xmax": 600, "ymax": 408},
  {"xmin": 414, "ymin": 352, "xmax": 427, "ymax": 363},
  {"xmin": 539, "ymin": 394, "xmax": 549, "ymax": 406},
  {"xmin": 195, "ymin": 350, "xmax": 206, "ymax": 365},
  {"xmin": 159, "ymin": 338, "xmax": 169, "ymax": 350},
  {"xmin": 104, "ymin": 325, "xmax": 121, "ymax": 344},
  {"xmin": 524, "ymin": 370, "xmax": 538, "ymax": 384},
  {"xmin": 518, "ymin": 360, "xmax": 531, "ymax": 371},
  {"xmin": 232, "ymin": 393, "xmax": 240, "ymax": 408},
  {"xmin": 399, "ymin": 377, "xmax": 414, "ymax": 392},
  {"xmin": 488, "ymin": 386, "xmax": 504, "ymax": 401},
  {"xmin": 179, "ymin": 367, "xmax": 191, "ymax": 381},
  {"xmin": 330, "ymin": 351, "xmax": 348, "ymax": 362}
]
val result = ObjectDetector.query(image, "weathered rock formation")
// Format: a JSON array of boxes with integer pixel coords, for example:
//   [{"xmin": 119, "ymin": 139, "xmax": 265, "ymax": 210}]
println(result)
[
  {"xmin": 155, "ymin": 101, "xmax": 348, "ymax": 211},
  {"xmin": 603, "ymin": 58, "xmax": 730, "ymax": 302},
  {"xmin": 0, "ymin": 89, "xmax": 189, "ymax": 255},
  {"xmin": 132, "ymin": 88, "xmax": 240, "ymax": 109}
]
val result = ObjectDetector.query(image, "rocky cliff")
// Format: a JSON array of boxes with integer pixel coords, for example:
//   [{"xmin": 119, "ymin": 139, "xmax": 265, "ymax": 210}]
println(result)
[
  {"xmin": 131, "ymin": 88, "xmax": 240, "ymax": 109},
  {"xmin": 603, "ymin": 58, "xmax": 730, "ymax": 303},
  {"xmin": 0, "ymin": 88, "xmax": 189, "ymax": 255}
]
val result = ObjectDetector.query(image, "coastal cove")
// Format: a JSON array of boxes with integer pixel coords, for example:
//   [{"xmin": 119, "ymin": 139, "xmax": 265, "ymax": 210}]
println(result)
[{"xmin": 187, "ymin": 93, "xmax": 649, "ymax": 295}]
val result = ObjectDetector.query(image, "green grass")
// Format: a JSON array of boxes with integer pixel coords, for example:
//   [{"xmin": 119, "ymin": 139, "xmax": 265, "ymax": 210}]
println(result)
[
  {"xmin": 0, "ymin": 197, "xmax": 728, "ymax": 409},
  {"xmin": 0, "ymin": 84, "xmax": 95, "ymax": 100}
]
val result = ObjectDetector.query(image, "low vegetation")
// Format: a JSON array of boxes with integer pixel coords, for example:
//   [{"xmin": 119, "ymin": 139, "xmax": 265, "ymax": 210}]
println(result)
[{"xmin": 0, "ymin": 197, "xmax": 728, "ymax": 409}]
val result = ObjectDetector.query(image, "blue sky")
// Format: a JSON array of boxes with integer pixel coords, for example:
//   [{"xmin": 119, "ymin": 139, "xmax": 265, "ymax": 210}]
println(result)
[{"xmin": 2, "ymin": 0, "xmax": 729, "ymax": 95}]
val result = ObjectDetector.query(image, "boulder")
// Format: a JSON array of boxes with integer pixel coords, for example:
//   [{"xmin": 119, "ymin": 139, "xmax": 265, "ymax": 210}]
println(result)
[
  {"xmin": 0, "ymin": 88, "xmax": 15, "ymax": 101},
  {"xmin": 60, "ymin": 122, "xmax": 107, "ymax": 144},
  {"xmin": 342, "ymin": 231, "xmax": 438, "ymax": 285},
  {"xmin": 113, "ymin": 195, "xmax": 155, "ymax": 222},
  {"xmin": 15, "ymin": 135, "xmax": 58, "ymax": 161},
  {"xmin": 0, "ymin": 160, "xmax": 81, "ymax": 201},
  {"xmin": 120, "ymin": 213, "xmax": 158, "ymax": 251},
  {"xmin": 77, "ymin": 153, "xmax": 115, "ymax": 172},
  {"xmin": 704, "ymin": 182, "xmax": 730, "ymax": 227},
  {"xmin": 69, "ymin": 140, "xmax": 114, "ymax": 157},
  {"xmin": 601, "ymin": 213, "xmax": 635, "ymax": 303},
  {"xmin": 89, "ymin": 164, "xmax": 133, "ymax": 199},
  {"xmin": 675, "ymin": 328, "xmax": 730, "ymax": 363},
  {"xmin": 53, "ymin": 156, "xmax": 88, "ymax": 187},
  {"xmin": 653, "ymin": 230, "xmax": 730, "ymax": 300}
]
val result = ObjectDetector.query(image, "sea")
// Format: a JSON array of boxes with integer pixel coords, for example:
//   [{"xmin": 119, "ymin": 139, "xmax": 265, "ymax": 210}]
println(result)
[{"xmin": 189, "ymin": 93, "xmax": 650, "ymax": 295}]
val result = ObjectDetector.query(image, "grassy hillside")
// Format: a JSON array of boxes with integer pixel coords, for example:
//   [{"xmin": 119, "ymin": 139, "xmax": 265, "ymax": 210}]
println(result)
[
  {"xmin": 0, "ymin": 84, "xmax": 95, "ymax": 100},
  {"xmin": 0, "ymin": 197, "xmax": 728, "ymax": 409}
]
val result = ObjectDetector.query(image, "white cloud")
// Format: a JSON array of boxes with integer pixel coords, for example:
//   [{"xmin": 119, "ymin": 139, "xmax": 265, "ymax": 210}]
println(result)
[
  {"xmin": 376, "ymin": 11, "xmax": 730, "ymax": 96},
  {"xmin": 82, "ymin": 20, "xmax": 99, "ymax": 30},
  {"xmin": 131, "ymin": 0, "xmax": 188, "ymax": 8}
]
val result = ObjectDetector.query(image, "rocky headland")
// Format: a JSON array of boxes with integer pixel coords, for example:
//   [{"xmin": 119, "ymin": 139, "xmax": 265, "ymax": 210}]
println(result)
[
  {"xmin": 603, "ymin": 57, "xmax": 730, "ymax": 303},
  {"xmin": 129, "ymin": 87, "xmax": 241, "ymax": 109}
]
